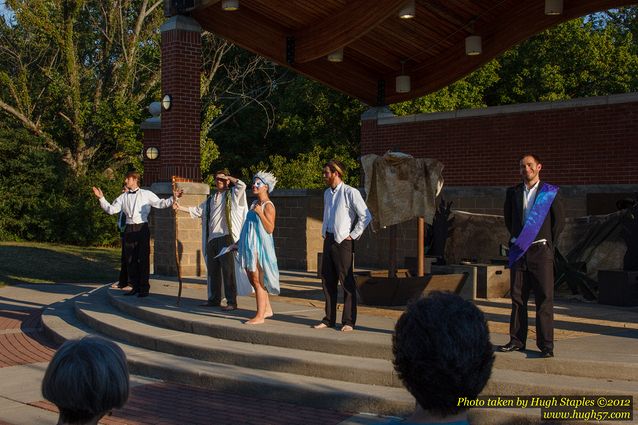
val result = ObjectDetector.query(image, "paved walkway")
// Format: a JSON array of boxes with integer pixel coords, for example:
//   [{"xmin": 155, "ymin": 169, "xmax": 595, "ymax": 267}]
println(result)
[{"xmin": 0, "ymin": 281, "xmax": 386, "ymax": 425}]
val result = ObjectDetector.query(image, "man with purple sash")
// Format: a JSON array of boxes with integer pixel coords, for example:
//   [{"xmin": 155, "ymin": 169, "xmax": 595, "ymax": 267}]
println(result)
[{"xmin": 499, "ymin": 154, "xmax": 564, "ymax": 358}]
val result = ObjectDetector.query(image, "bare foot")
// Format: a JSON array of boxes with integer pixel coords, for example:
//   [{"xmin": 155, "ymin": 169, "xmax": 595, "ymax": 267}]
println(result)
[
  {"xmin": 244, "ymin": 317, "xmax": 265, "ymax": 325},
  {"xmin": 265, "ymin": 310, "xmax": 274, "ymax": 318}
]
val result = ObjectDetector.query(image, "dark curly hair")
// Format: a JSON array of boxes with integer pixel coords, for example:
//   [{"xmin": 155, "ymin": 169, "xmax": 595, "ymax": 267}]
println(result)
[{"xmin": 392, "ymin": 292, "xmax": 494, "ymax": 417}]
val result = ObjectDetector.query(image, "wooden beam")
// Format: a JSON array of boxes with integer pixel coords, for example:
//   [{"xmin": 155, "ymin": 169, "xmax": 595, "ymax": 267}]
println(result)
[
  {"xmin": 193, "ymin": 6, "xmax": 288, "ymax": 63},
  {"xmin": 294, "ymin": 0, "xmax": 407, "ymax": 64},
  {"xmin": 294, "ymin": 59, "xmax": 379, "ymax": 105},
  {"xmin": 385, "ymin": 0, "xmax": 637, "ymax": 104},
  {"xmin": 193, "ymin": 0, "xmax": 635, "ymax": 104}
]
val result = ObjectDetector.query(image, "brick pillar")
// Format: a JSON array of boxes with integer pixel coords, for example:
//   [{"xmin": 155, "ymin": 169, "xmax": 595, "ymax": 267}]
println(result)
[
  {"xmin": 148, "ymin": 15, "xmax": 207, "ymax": 278},
  {"xmin": 160, "ymin": 15, "xmax": 202, "ymax": 182}
]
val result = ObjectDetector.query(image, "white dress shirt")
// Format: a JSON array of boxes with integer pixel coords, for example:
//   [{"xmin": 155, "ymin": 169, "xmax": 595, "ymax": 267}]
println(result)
[
  {"xmin": 523, "ymin": 180, "xmax": 540, "ymax": 222},
  {"xmin": 522, "ymin": 180, "xmax": 546, "ymax": 244},
  {"xmin": 322, "ymin": 183, "xmax": 372, "ymax": 243},
  {"xmin": 185, "ymin": 179, "xmax": 248, "ymax": 243},
  {"xmin": 99, "ymin": 189, "xmax": 174, "ymax": 224}
]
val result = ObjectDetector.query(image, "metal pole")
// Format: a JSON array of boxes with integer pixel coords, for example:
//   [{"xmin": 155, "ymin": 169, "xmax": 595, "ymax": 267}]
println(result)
[{"xmin": 389, "ymin": 224, "xmax": 397, "ymax": 278}]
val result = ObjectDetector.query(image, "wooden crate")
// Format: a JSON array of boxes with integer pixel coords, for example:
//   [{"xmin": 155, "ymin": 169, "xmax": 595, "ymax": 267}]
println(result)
[{"xmin": 473, "ymin": 264, "xmax": 510, "ymax": 298}]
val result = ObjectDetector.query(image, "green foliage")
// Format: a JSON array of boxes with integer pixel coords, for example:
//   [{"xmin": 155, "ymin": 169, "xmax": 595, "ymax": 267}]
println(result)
[
  {"xmin": 0, "ymin": 127, "xmax": 123, "ymax": 245},
  {"xmin": 0, "ymin": 129, "xmax": 60, "ymax": 241},
  {"xmin": 242, "ymin": 144, "xmax": 361, "ymax": 189},
  {"xmin": 91, "ymin": 95, "xmax": 144, "ymax": 166},
  {"xmin": 391, "ymin": 60, "xmax": 500, "ymax": 115},
  {"xmin": 0, "ymin": 0, "xmax": 164, "ymax": 175},
  {"xmin": 488, "ymin": 17, "xmax": 638, "ymax": 104},
  {"xmin": 212, "ymin": 76, "xmax": 367, "ymax": 188}
]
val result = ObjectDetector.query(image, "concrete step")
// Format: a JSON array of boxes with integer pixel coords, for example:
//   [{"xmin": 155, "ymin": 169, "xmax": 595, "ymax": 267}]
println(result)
[
  {"xmin": 108, "ymin": 286, "xmax": 638, "ymax": 382},
  {"xmin": 41, "ymin": 286, "xmax": 637, "ymax": 424},
  {"xmin": 75, "ymin": 288, "xmax": 401, "ymax": 387},
  {"xmin": 493, "ymin": 347, "xmax": 638, "ymax": 382},
  {"xmin": 41, "ymin": 288, "xmax": 414, "ymax": 417},
  {"xmin": 107, "ymin": 287, "xmax": 394, "ymax": 359},
  {"xmin": 88, "ymin": 288, "xmax": 638, "ymax": 401},
  {"xmin": 485, "ymin": 368, "xmax": 638, "ymax": 399}
]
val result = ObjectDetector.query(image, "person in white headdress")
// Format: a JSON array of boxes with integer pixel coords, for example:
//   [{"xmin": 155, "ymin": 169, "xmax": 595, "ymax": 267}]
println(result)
[{"xmin": 233, "ymin": 171, "xmax": 280, "ymax": 324}]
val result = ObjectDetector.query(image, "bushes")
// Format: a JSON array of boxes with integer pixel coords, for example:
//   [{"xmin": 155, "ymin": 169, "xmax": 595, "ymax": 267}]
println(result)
[{"xmin": 0, "ymin": 129, "xmax": 121, "ymax": 246}]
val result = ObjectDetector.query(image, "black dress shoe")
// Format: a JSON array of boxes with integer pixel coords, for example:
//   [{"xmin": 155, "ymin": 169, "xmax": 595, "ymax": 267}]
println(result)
[
  {"xmin": 498, "ymin": 342, "xmax": 525, "ymax": 352},
  {"xmin": 541, "ymin": 349, "xmax": 554, "ymax": 358},
  {"xmin": 137, "ymin": 292, "xmax": 149, "ymax": 298},
  {"xmin": 124, "ymin": 289, "xmax": 139, "ymax": 296}
]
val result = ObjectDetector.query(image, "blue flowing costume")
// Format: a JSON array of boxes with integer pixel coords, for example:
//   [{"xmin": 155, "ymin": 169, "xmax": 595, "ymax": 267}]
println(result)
[{"xmin": 237, "ymin": 201, "xmax": 280, "ymax": 295}]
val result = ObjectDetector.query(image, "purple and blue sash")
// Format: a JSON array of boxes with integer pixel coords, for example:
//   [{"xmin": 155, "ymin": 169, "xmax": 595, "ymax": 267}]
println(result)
[{"xmin": 508, "ymin": 183, "xmax": 559, "ymax": 267}]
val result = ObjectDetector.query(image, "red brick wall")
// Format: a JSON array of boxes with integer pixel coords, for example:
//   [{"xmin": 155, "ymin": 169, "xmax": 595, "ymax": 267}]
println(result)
[
  {"xmin": 361, "ymin": 98, "xmax": 638, "ymax": 186},
  {"xmin": 160, "ymin": 26, "xmax": 202, "ymax": 182}
]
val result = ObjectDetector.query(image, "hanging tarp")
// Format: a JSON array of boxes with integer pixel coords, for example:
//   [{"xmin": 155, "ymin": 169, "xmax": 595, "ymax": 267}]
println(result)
[{"xmin": 361, "ymin": 152, "xmax": 444, "ymax": 230}]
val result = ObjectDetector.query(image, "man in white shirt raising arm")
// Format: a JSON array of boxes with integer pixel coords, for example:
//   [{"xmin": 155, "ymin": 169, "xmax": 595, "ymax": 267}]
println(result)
[
  {"xmin": 314, "ymin": 160, "xmax": 372, "ymax": 332},
  {"xmin": 92, "ymin": 171, "xmax": 181, "ymax": 298},
  {"xmin": 173, "ymin": 169, "xmax": 248, "ymax": 310}
]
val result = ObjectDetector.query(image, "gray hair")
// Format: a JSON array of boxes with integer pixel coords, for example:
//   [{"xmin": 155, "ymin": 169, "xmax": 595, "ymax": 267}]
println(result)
[{"xmin": 42, "ymin": 336, "xmax": 129, "ymax": 424}]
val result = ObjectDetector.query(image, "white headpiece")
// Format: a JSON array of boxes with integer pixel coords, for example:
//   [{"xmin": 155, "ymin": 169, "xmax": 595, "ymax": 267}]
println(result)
[{"xmin": 253, "ymin": 170, "xmax": 277, "ymax": 193}]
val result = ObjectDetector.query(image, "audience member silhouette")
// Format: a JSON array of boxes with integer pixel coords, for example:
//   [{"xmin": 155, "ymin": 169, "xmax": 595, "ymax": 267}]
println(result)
[
  {"xmin": 42, "ymin": 336, "xmax": 129, "ymax": 425},
  {"xmin": 390, "ymin": 292, "xmax": 494, "ymax": 424}
]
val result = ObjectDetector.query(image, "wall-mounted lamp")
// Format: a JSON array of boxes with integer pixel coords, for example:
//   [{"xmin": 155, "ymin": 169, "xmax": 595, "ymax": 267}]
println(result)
[
  {"xmin": 545, "ymin": 0, "xmax": 563, "ymax": 15},
  {"xmin": 465, "ymin": 35, "xmax": 482, "ymax": 56},
  {"xmin": 161, "ymin": 94, "xmax": 172, "ymax": 111},
  {"xmin": 145, "ymin": 147, "xmax": 159, "ymax": 160},
  {"xmin": 327, "ymin": 48, "xmax": 344, "ymax": 62},
  {"xmin": 396, "ymin": 61, "xmax": 410, "ymax": 93},
  {"xmin": 222, "ymin": 0, "xmax": 239, "ymax": 11},
  {"xmin": 399, "ymin": 0, "xmax": 415, "ymax": 19}
]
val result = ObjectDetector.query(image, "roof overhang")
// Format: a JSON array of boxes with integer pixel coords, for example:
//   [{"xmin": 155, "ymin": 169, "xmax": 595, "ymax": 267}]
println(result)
[{"xmin": 166, "ymin": 0, "xmax": 637, "ymax": 105}]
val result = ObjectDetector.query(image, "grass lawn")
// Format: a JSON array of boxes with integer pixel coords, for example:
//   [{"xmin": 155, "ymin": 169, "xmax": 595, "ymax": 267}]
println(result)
[{"xmin": 0, "ymin": 241, "xmax": 121, "ymax": 287}]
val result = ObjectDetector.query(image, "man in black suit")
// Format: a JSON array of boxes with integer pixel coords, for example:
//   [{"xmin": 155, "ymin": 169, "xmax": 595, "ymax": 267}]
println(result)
[{"xmin": 500, "ymin": 154, "xmax": 564, "ymax": 358}]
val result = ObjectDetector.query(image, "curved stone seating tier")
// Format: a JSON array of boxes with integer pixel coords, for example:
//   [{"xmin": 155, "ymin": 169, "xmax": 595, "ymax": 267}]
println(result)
[{"xmin": 41, "ymin": 276, "xmax": 638, "ymax": 423}]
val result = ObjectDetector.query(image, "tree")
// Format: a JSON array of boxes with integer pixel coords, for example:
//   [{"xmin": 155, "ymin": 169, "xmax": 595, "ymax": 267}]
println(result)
[
  {"xmin": 0, "ymin": 0, "xmax": 164, "ymax": 176},
  {"xmin": 199, "ymin": 36, "xmax": 285, "ymax": 181},
  {"xmin": 211, "ymin": 75, "xmax": 367, "ymax": 187},
  {"xmin": 488, "ymin": 16, "xmax": 638, "ymax": 104}
]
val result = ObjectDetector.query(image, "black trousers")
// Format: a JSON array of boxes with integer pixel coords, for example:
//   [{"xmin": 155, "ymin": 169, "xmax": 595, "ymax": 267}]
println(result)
[
  {"xmin": 206, "ymin": 235, "xmax": 236, "ymax": 305},
  {"xmin": 123, "ymin": 223, "xmax": 151, "ymax": 294},
  {"xmin": 117, "ymin": 234, "xmax": 129, "ymax": 288},
  {"xmin": 509, "ymin": 242, "xmax": 555, "ymax": 351},
  {"xmin": 320, "ymin": 233, "xmax": 357, "ymax": 327}
]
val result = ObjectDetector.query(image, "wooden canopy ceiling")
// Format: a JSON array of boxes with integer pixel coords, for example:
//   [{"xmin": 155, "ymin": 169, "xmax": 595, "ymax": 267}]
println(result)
[{"xmin": 170, "ymin": 0, "xmax": 636, "ymax": 105}]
